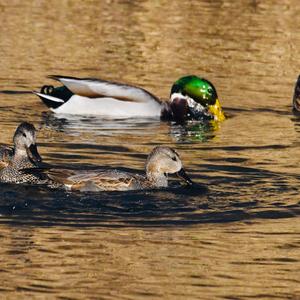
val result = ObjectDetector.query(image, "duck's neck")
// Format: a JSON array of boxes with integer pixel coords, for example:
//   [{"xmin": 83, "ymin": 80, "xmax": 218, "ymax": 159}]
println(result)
[
  {"xmin": 160, "ymin": 93, "xmax": 189, "ymax": 122},
  {"xmin": 12, "ymin": 148, "xmax": 32, "ymax": 167},
  {"xmin": 146, "ymin": 169, "xmax": 168, "ymax": 187},
  {"xmin": 160, "ymin": 102, "xmax": 173, "ymax": 120}
]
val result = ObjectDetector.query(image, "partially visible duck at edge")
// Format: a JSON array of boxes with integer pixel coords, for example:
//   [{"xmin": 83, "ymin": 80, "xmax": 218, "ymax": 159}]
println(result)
[
  {"xmin": 28, "ymin": 146, "xmax": 193, "ymax": 192},
  {"xmin": 0, "ymin": 122, "xmax": 43, "ymax": 184},
  {"xmin": 293, "ymin": 75, "xmax": 300, "ymax": 115},
  {"xmin": 34, "ymin": 75, "xmax": 225, "ymax": 123}
]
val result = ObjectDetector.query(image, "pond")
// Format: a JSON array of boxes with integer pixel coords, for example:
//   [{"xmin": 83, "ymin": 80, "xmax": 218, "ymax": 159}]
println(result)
[{"xmin": 0, "ymin": 1, "xmax": 299, "ymax": 299}]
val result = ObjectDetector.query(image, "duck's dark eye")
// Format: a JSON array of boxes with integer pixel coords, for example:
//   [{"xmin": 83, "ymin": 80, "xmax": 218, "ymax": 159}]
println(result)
[
  {"xmin": 22, "ymin": 132, "xmax": 26, "ymax": 138},
  {"xmin": 172, "ymin": 156, "xmax": 177, "ymax": 161}
]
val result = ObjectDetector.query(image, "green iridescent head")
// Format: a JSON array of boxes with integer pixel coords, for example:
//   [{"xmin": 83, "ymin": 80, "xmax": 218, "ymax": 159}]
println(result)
[{"xmin": 170, "ymin": 75, "xmax": 218, "ymax": 107}]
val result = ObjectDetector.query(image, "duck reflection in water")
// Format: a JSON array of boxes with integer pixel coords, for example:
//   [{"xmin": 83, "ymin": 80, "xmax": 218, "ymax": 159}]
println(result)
[
  {"xmin": 40, "ymin": 108, "xmax": 221, "ymax": 143},
  {"xmin": 169, "ymin": 121, "xmax": 218, "ymax": 142}
]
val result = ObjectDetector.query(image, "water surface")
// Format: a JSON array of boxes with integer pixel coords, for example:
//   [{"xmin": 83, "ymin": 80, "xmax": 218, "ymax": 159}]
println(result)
[{"xmin": 0, "ymin": 1, "xmax": 300, "ymax": 299}]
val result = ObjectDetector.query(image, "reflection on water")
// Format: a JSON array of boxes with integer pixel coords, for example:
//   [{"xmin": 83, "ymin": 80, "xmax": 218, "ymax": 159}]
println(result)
[
  {"xmin": 1, "ymin": 0, "xmax": 300, "ymax": 299},
  {"xmin": 169, "ymin": 121, "xmax": 217, "ymax": 142},
  {"xmin": 40, "ymin": 111, "xmax": 218, "ymax": 143}
]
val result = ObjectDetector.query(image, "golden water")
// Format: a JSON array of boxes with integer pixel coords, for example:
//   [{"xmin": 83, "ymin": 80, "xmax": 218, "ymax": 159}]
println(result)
[{"xmin": 0, "ymin": 1, "xmax": 299, "ymax": 299}]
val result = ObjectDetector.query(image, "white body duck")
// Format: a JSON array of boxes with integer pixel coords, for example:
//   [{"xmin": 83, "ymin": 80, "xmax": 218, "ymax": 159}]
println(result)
[{"xmin": 34, "ymin": 75, "xmax": 225, "ymax": 122}]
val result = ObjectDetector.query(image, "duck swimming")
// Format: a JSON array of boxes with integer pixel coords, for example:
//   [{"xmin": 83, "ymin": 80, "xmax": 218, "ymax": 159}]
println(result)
[
  {"xmin": 34, "ymin": 75, "xmax": 225, "ymax": 122},
  {"xmin": 27, "ymin": 146, "xmax": 193, "ymax": 192},
  {"xmin": 0, "ymin": 122, "xmax": 42, "ymax": 184}
]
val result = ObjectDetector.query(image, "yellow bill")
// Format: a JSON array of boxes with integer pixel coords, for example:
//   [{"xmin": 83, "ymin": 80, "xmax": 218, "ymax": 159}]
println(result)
[{"xmin": 208, "ymin": 99, "xmax": 225, "ymax": 122}]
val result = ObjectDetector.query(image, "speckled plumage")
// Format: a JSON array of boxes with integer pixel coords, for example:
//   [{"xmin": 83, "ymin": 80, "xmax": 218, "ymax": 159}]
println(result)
[
  {"xmin": 0, "ymin": 145, "xmax": 14, "ymax": 158},
  {"xmin": 0, "ymin": 155, "xmax": 40, "ymax": 183}
]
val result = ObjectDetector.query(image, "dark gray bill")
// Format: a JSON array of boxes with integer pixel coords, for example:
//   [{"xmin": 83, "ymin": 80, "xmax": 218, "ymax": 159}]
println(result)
[
  {"xmin": 28, "ymin": 144, "xmax": 42, "ymax": 163},
  {"xmin": 176, "ymin": 168, "xmax": 193, "ymax": 185}
]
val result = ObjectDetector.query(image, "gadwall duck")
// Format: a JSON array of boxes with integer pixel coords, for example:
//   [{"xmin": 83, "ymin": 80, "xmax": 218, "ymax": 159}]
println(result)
[
  {"xmin": 0, "ymin": 122, "xmax": 42, "ymax": 184},
  {"xmin": 27, "ymin": 146, "xmax": 193, "ymax": 192}
]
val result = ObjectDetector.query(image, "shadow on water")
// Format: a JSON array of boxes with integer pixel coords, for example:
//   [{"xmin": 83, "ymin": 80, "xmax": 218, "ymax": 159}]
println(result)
[
  {"xmin": 0, "ymin": 183, "xmax": 208, "ymax": 227},
  {"xmin": 0, "ymin": 164, "xmax": 299, "ymax": 228},
  {"xmin": 1, "ymin": 108, "xmax": 300, "ymax": 229}
]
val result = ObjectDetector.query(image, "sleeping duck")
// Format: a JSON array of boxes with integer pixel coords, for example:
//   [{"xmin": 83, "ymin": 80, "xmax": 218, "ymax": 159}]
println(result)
[{"xmin": 34, "ymin": 75, "xmax": 225, "ymax": 122}]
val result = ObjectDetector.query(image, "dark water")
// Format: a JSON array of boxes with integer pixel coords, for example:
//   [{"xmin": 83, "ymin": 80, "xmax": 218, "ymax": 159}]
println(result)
[{"xmin": 0, "ymin": 1, "xmax": 300, "ymax": 299}]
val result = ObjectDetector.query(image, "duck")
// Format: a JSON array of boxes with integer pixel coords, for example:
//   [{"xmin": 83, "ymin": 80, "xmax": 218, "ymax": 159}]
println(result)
[
  {"xmin": 0, "ymin": 122, "xmax": 43, "ymax": 184},
  {"xmin": 293, "ymin": 75, "xmax": 300, "ymax": 114},
  {"xmin": 26, "ymin": 146, "xmax": 193, "ymax": 192},
  {"xmin": 34, "ymin": 75, "xmax": 225, "ymax": 122}
]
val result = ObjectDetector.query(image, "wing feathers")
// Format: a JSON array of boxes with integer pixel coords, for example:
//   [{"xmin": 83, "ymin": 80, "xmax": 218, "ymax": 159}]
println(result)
[{"xmin": 49, "ymin": 75, "xmax": 161, "ymax": 104}]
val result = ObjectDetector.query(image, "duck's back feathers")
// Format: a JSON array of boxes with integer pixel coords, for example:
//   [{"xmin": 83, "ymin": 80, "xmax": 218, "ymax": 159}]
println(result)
[
  {"xmin": 0, "ymin": 148, "xmax": 11, "ymax": 170},
  {"xmin": 34, "ymin": 76, "xmax": 163, "ymax": 116},
  {"xmin": 49, "ymin": 75, "xmax": 162, "ymax": 104},
  {"xmin": 0, "ymin": 146, "xmax": 13, "ymax": 168},
  {"xmin": 25, "ymin": 167, "xmax": 145, "ymax": 191},
  {"xmin": 63, "ymin": 169, "xmax": 141, "ymax": 191}
]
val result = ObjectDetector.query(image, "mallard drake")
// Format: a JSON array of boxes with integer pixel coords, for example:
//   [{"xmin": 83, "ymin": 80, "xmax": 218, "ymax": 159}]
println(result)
[
  {"xmin": 0, "ymin": 122, "xmax": 42, "ymax": 184},
  {"xmin": 34, "ymin": 75, "xmax": 225, "ymax": 122},
  {"xmin": 27, "ymin": 146, "xmax": 193, "ymax": 192}
]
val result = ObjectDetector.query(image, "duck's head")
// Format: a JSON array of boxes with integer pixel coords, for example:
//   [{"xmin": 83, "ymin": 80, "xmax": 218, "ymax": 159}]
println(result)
[
  {"xmin": 293, "ymin": 75, "xmax": 300, "ymax": 114},
  {"xmin": 145, "ymin": 146, "xmax": 193, "ymax": 186},
  {"xmin": 13, "ymin": 122, "xmax": 42, "ymax": 163},
  {"xmin": 169, "ymin": 75, "xmax": 225, "ymax": 122}
]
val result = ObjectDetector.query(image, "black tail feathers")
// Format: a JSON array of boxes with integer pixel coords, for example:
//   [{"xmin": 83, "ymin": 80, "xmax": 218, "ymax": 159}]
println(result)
[{"xmin": 38, "ymin": 85, "xmax": 74, "ymax": 109}]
